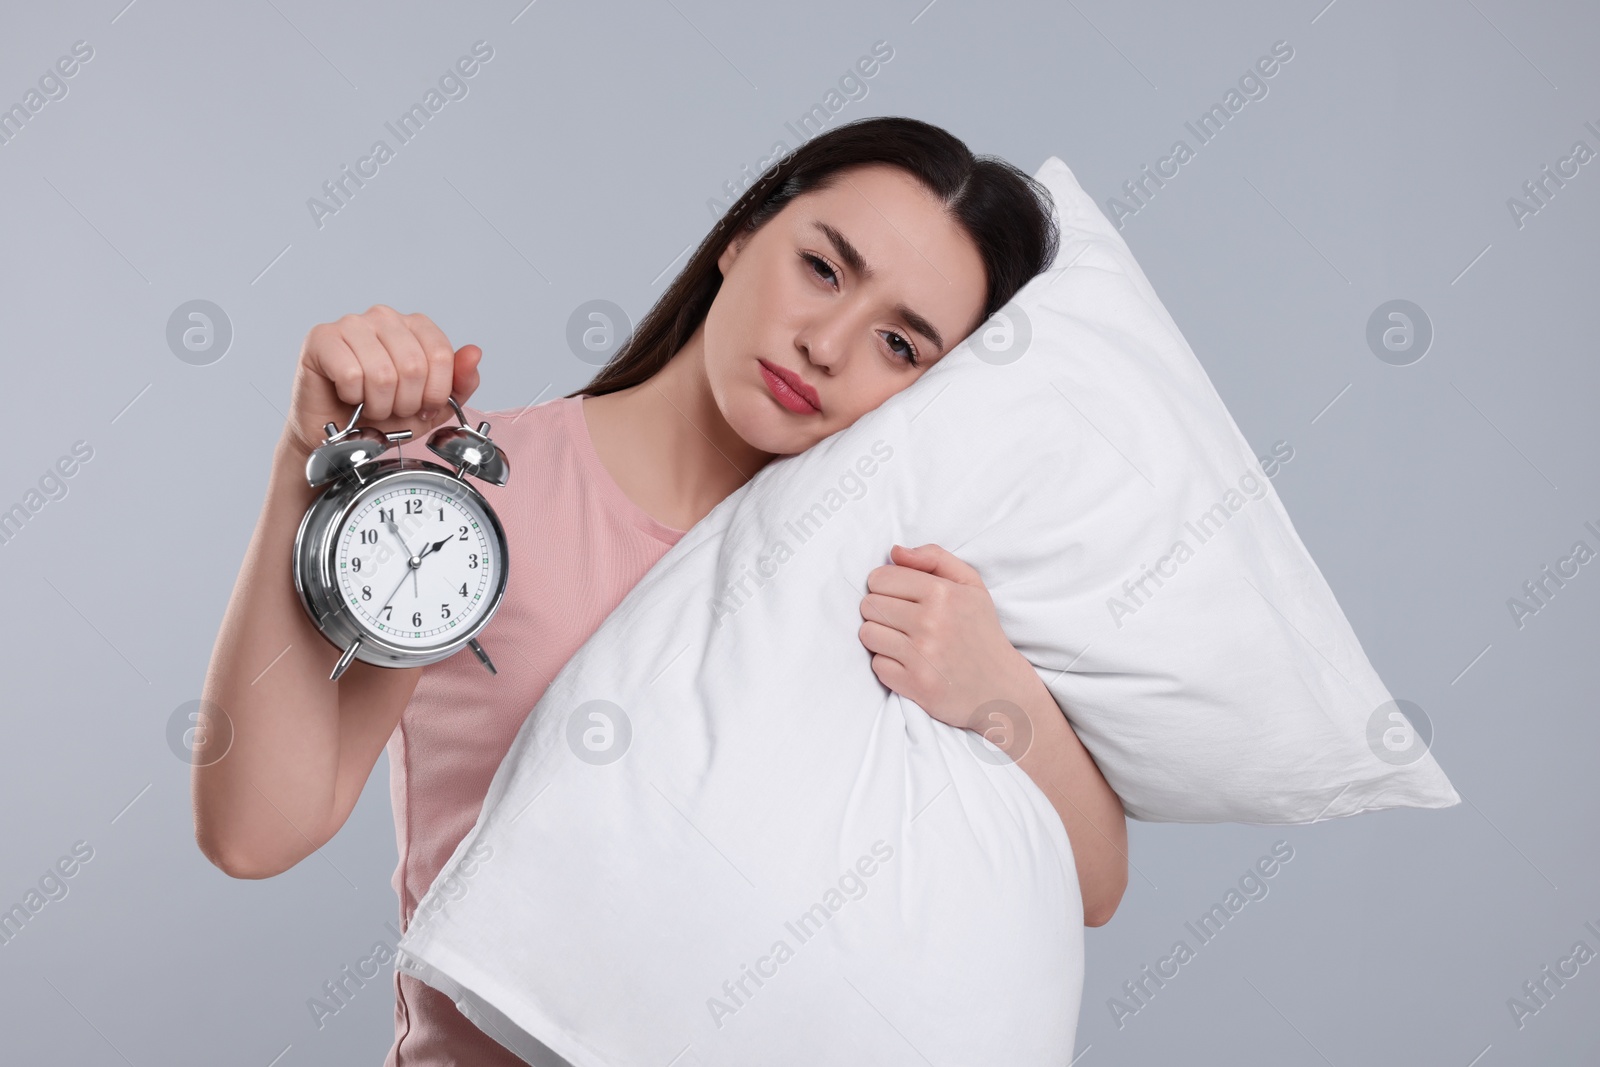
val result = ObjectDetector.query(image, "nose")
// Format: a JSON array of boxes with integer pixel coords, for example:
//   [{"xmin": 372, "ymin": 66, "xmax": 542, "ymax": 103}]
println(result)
[{"xmin": 794, "ymin": 308, "xmax": 855, "ymax": 373}]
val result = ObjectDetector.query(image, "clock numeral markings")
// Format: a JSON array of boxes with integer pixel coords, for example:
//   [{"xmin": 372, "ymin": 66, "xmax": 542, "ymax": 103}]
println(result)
[{"xmin": 340, "ymin": 486, "xmax": 495, "ymax": 640}]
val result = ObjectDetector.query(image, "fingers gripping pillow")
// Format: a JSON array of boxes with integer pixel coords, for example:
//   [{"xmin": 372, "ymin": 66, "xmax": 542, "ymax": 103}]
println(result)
[{"xmin": 394, "ymin": 155, "xmax": 1460, "ymax": 1066}]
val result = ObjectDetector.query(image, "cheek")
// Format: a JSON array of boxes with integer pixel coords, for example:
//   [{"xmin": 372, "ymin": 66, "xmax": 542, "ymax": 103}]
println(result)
[
  {"xmin": 838, "ymin": 370, "xmax": 900, "ymax": 421},
  {"xmin": 706, "ymin": 260, "xmax": 781, "ymax": 364}
]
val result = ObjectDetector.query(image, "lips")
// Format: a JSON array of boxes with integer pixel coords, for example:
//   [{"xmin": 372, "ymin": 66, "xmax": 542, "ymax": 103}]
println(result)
[{"xmin": 758, "ymin": 358, "xmax": 821, "ymax": 414}]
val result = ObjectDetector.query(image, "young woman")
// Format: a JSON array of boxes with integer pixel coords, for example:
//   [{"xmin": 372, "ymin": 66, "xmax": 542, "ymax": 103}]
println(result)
[{"xmin": 195, "ymin": 116, "xmax": 1128, "ymax": 1064}]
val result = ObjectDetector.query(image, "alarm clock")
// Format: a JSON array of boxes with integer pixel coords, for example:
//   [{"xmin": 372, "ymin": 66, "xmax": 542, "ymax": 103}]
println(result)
[{"xmin": 291, "ymin": 397, "xmax": 511, "ymax": 681}]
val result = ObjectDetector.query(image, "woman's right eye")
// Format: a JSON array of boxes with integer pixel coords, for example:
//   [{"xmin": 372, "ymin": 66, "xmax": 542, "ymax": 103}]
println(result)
[{"xmin": 801, "ymin": 252, "xmax": 838, "ymax": 288}]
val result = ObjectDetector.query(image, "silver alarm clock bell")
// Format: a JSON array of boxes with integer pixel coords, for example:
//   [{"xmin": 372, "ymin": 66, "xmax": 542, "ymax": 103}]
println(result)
[{"xmin": 291, "ymin": 397, "xmax": 512, "ymax": 681}]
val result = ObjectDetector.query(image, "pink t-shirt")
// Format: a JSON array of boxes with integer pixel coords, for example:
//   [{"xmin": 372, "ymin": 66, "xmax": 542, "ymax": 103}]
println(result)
[{"xmin": 382, "ymin": 394, "xmax": 685, "ymax": 1066}]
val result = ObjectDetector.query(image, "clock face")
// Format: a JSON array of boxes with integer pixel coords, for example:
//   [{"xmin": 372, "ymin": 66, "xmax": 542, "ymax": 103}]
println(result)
[{"xmin": 333, "ymin": 475, "xmax": 502, "ymax": 649}]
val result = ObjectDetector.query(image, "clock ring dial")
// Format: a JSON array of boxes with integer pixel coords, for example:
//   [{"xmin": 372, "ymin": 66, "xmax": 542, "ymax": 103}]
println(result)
[{"xmin": 335, "ymin": 478, "xmax": 499, "ymax": 649}]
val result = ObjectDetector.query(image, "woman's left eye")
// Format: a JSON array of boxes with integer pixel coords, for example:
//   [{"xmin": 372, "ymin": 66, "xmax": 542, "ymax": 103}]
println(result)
[{"xmin": 882, "ymin": 331, "xmax": 920, "ymax": 366}]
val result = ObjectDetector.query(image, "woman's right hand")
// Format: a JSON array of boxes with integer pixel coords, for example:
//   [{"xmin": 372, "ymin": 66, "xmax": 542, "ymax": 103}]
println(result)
[
  {"xmin": 196, "ymin": 304, "xmax": 482, "ymax": 879},
  {"xmin": 284, "ymin": 304, "xmax": 483, "ymax": 459}
]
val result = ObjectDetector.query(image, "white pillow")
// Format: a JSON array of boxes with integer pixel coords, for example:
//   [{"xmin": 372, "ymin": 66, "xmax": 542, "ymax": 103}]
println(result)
[
  {"xmin": 394, "ymin": 155, "xmax": 1459, "ymax": 1066},
  {"xmin": 966, "ymin": 154, "xmax": 1461, "ymax": 823}
]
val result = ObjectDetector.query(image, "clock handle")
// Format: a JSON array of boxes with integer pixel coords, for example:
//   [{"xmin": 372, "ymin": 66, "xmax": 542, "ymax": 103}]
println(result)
[
  {"xmin": 330, "ymin": 639, "xmax": 362, "ymax": 681},
  {"xmin": 468, "ymin": 638, "xmax": 498, "ymax": 675}
]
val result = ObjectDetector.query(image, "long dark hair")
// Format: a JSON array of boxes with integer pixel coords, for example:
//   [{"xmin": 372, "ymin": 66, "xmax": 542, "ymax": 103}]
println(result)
[{"xmin": 567, "ymin": 116, "xmax": 1058, "ymax": 399}]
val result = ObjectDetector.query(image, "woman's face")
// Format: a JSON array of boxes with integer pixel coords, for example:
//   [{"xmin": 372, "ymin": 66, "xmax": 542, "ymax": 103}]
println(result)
[{"xmin": 703, "ymin": 163, "xmax": 989, "ymax": 456}]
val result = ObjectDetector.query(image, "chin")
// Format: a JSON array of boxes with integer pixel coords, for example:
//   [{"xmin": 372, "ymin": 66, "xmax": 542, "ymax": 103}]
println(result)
[{"xmin": 725, "ymin": 380, "xmax": 817, "ymax": 456}]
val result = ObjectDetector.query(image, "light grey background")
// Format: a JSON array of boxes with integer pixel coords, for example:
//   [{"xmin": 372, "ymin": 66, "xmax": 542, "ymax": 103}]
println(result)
[{"xmin": 1, "ymin": 0, "xmax": 1595, "ymax": 1063}]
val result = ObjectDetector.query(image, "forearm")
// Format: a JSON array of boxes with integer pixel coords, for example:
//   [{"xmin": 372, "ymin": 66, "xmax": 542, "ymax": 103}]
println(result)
[{"xmin": 986, "ymin": 655, "xmax": 1129, "ymax": 926}]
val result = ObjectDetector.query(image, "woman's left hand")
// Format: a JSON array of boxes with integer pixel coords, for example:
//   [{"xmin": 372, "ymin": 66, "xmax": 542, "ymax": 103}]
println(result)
[
  {"xmin": 862, "ymin": 543, "xmax": 1131, "ymax": 926},
  {"xmin": 857, "ymin": 543, "xmax": 1037, "ymax": 731}
]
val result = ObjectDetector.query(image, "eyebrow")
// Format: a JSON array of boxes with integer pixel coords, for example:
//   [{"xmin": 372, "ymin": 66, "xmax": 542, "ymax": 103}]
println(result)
[{"xmin": 811, "ymin": 220, "xmax": 947, "ymax": 356}]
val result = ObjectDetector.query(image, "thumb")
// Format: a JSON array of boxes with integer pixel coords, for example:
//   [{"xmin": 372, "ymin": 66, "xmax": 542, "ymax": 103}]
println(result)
[
  {"xmin": 891, "ymin": 542, "xmax": 983, "ymax": 586},
  {"xmin": 451, "ymin": 344, "xmax": 483, "ymax": 403}
]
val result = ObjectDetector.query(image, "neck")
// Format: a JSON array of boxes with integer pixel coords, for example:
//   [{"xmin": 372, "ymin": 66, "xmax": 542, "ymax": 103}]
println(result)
[{"xmin": 586, "ymin": 322, "xmax": 775, "ymax": 529}]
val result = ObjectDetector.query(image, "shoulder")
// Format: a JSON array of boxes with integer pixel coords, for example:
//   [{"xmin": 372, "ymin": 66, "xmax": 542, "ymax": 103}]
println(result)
[
  {"xmin": 456, "ymin": 395, "xmax": 578, "ymax": 452},
  {"xmin": 435, "ymin": 397, "xmax": 582, "ymax": 525}
]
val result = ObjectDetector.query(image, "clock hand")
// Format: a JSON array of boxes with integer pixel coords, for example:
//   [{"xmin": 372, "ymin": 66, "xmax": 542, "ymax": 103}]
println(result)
[
  {"xmin": 409, "ymin": 536, "xmax": 453, "ymax": 597},
  {"xmin": 377, "ymin": 559, "xmax": 416, "ymax": 616},
  {"xmin": 384, "ymin": 518, "xmax": 422, "ymax": 598},
  {"xmin": 384, "ymin": 518, "xmax": 414, "ymax": 560},
  {"xmin": 377, "ymin": 536, "xmax": 445, "ymax": 616},
  {"xmin": 406, "ymin": 534, "xmax": 451, "ymax": 591}
]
